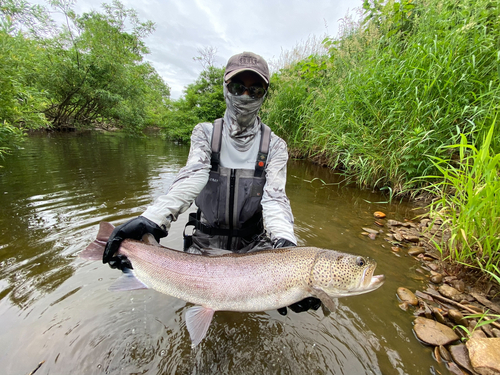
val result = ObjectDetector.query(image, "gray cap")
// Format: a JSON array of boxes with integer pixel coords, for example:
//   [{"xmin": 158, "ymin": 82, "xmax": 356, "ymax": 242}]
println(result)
[{"xmin": 224, "ymin": 52, "xmax": 270, "ymax": 85}]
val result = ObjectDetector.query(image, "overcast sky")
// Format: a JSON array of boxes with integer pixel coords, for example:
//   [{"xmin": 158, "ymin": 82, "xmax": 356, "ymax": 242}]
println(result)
[{"xmin": 33, "ymin": 0, "xmax": 364, "ymax": 99}]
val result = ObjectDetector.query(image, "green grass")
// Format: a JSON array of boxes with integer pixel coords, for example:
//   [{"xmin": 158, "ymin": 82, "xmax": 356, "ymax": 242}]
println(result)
[
  {"xmin": 262, "ymin": 0, "xmax": 500, "ymax": 194},
  {"xmin": 418, "ymin": 122, "xmax": 500, "ymax": 278},
  {"xmin": 261, "ymin": 0, "xmax": 500, "ymax": 280}
]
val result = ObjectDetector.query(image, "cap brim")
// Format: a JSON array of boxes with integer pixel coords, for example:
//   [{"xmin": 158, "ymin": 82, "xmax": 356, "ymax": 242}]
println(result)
[{"xmin": 225, "ymin": 68, "xmax": 269, "ymax": 85}]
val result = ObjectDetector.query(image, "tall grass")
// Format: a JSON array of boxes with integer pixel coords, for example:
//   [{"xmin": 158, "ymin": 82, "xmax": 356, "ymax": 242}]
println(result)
[
  {"xmin": 419, "ymin": 122, "xmax": 500, "ymax": 278},
  {"xmin": 262, "ymin": 0, "xmax": 500, "ymax": 194}
]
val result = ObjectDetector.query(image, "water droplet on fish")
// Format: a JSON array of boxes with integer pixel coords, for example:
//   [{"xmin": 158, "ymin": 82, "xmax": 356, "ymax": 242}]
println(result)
[
  {"xmin": 97, "ymin": 364, "xmax": 102, "ymax": 369},
  {"xmin": 159, "ymin": 349, "xmax": 166, "ymax": 356},
  {"xmin": 98, "ymin": 278, "xmax": 103, "ymax": 281}
]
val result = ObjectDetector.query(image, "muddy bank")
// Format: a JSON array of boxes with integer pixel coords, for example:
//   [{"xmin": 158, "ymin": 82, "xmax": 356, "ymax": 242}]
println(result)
[{"xmin": 366, "ymin": 211, "xmax": 500, "ymax": 374}]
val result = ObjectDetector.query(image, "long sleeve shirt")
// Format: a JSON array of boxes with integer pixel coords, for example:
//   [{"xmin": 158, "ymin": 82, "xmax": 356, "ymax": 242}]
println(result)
[{"xmin": 142, "ymin": 120, "xmax": 296, "ymax": 244}]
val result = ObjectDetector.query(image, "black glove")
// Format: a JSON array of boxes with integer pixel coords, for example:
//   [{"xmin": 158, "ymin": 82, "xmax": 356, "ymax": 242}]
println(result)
[
  {"xmin": 103, "ymin": 216, "xmax": 167, "ymax": 270},
  {"xmin": 273, "ymin": 238, "xmax": 296, "ymax": 248},
  {"xmin": 274, "ymin": 238, "xmax": 322, "ymax": 316}
]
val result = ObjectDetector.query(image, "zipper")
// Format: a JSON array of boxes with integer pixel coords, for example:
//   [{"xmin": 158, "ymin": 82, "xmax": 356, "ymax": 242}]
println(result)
[{"xmin": 227, "ymin": 169, "xmax": 236, "ymax": 249}]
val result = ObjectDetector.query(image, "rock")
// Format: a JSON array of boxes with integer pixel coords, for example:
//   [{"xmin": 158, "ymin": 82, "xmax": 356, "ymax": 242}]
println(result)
[
  {"xmin": 439, "ymin": 284, "xmax": 462, "ymax": 300},
  {"xmin": 438, "ymin": 345, "xmax": 452, "ymax": 362},
  {"xmin": 470, "ymin": 292, "xmax": 500, "ymax": 314},
  {"xmin": 434, "ymin": 345, "xmax": 442, "ymax": 363},
  {"xmin": 368, "ymin": 233, "xmax": 377, "ymax": 240},
  {"xmin": 387, "ymin": 219, "xmax": 404, "ymax": 226},
  {"xmin": 448, "ymin": 309, "xmax": 467, "ymax": 326},
  {"xmin": 491, "ymin": 328, "xmax": 500, "ymax": 338},
  {"xmin": 408, "ymin": 246, "xmax": 425, "ymax": 256},
  {"xmin": 430, "ymin": 273, "xmax": 443, "ymax": 284},
  {"xmin": 373, "ymin": 211, "xmax": 386, "ymax": 218},
  {"xmin": 447, "ymin": 362, "xmax": 467, "ymax": 375},
  {"xmin": 428, "ymin": 263, "xmax": 440, "ymax": 271},
  {"xmin": 397, "ymin": 287, "xmax": 419, "ymax": 306},
  {"xmin": 403, "ymin": 234, "xmax": 420, "ymax": 243},
  {"xmin": 450, "ymin": 279, "xmax": 465, "ymax": 293},
  {"xmin": 393, "ymin": 231, "xmax": 404, "ymax": 242},
  {"xmin": 391, "ymin": 246, "xmax": 401, "ymax": 252},
  {"xmin": 423, "ymin": 302, "xmax": 433, "ymax": 319},
  {"xmin": 449, "ymin": 344, "xmax": 476, "ymax": 374},
  {"xmin": 416, "ymin": 290, "xmax": 433, "ymax": 301},
  {"xmin": 362, "ymin": 227, "xmax": 379, "ymax": 234},
  {"xmin": 471, "ymin": 330, "xmax": 487, "ymax": 339},
  {"xmin": 413, "ymin": 317, "xmax": 460, "ymax": 345},
  {"xmin": 466, "ymin": 338, "xmax": 500, "ymax": 375},
  {"xmin": 431, "ymin": 307, "xmax": 448, "ymax": 325},
  {"xmin": 399, "ymin": 302, "xmax": 410, "ymax": 311},
  {"xmin": 481, "ymin": 324, "xmax": 494, "ymax": 338}
]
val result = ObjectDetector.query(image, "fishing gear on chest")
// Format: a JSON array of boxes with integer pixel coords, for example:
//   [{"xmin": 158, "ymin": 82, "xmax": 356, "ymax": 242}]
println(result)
[{"xmin": 184, "ymin": 118, "xmax": 272, "ymax": 251}]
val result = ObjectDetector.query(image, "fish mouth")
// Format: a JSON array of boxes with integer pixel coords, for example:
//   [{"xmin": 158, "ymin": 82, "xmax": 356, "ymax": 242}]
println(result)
[
  {"xmin": 360, "ymin": 265, "xmax": 385, "ymax": 291},
  {"xmin": 369, "ymin": 274, "xmax": 385, "ymax": 290}
]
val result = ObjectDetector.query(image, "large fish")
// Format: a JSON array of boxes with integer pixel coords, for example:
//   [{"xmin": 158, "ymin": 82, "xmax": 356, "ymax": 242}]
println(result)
[{"xmin": 81, "ymin": 222, "xmax": 385, "ymax": 346}]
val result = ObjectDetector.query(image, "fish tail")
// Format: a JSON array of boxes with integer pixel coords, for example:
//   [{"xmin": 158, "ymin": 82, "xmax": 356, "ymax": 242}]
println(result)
[{"xmin": 79, "ymin": 222, "xmax": 115, "ymax": 260}]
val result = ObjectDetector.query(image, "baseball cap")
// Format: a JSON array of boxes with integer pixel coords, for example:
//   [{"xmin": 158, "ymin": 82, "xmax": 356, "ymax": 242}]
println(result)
[{"xmin": 224, "ymin": 52, "xmax": 270, "ymax": 85}]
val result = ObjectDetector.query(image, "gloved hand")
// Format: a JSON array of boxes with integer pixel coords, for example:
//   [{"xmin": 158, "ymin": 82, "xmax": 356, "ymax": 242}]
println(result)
[
  {"xmin": 273, "ymin": 238, "xmax": 296, "ymax": 248},
  {"xmin": 103, "ymin": 216, "xmax": 168, "ymax": 270},
  {"xmin": 274, "ymin": 238, "xmax": 322, "ymax": 316}
]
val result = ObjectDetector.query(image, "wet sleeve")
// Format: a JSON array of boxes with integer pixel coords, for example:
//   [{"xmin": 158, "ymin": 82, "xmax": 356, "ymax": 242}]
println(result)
[
  {"xmin": 261, "ymin": 135, "xmax": 297, "ymax": 244},
  {"xmin": 141, "ymin": 123, "xmax": 212, "ymax": 231}
]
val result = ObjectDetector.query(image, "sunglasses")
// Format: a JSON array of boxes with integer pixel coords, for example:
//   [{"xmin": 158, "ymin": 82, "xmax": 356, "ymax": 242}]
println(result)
[{"xmin": 227, "ymin": 82, "xmax": 267, "ymax": 99}]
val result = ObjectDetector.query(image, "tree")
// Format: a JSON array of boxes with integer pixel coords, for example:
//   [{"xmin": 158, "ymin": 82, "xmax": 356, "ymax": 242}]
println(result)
[
  {"xmin": 35, "ymin": 0, "xmax": 170, "ymax": 131},
  {"xmin": 163, "ymin": 66, "xmax": 225, "ymax": 142}
]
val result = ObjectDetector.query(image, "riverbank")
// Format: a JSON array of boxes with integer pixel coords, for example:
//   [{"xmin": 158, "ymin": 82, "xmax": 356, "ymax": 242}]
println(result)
[{"xmin": 372, "ymin": 210, "xmax": 500, "ymax": 374}]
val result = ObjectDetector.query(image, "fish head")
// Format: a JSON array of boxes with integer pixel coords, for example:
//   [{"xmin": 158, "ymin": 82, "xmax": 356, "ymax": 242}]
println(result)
[{"xmin": 311, "ymin": 250, "xmax": 385, "ymax": 298}]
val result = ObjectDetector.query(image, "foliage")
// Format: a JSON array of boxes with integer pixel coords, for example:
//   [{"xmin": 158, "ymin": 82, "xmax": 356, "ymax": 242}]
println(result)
[
  {"xmin": 454, "ymin": 310, "xmax": 500, "ymax": 341},
  {"xmin": 0, "ymin": 0, "xmax": 170, "ymax": 147},
  {"xmin": 0, "ymin": 0, "xmax": 51, "ymax": 154},
  {"xmin": 418, "ymin": 123, "xmax": 500, "ymax": 277},
  {"xmin": 261, "ymin": 0, "xmax": 500, "ymax": 194},
  {"xmin": 163, "ymin": 66, "xmax": 225, "ymax": 142}
]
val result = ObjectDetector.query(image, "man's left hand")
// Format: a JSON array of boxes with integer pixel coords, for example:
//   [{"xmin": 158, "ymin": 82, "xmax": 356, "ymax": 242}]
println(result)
[{"xmin": 273, "ymin": 238, "xmax": 322, "ymax": 316}]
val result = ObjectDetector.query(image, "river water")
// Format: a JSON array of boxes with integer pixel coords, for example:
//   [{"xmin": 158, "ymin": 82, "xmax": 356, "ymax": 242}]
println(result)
[{"xmin": 0, "ymin": 131, "xmax": 451, "ymax": 375}]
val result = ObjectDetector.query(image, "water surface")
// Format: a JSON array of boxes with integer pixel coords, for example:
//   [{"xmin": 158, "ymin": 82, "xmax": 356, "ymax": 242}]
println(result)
[{"xmin": 0, "ymin": 132, "xmax": 450, "ymax": 374}]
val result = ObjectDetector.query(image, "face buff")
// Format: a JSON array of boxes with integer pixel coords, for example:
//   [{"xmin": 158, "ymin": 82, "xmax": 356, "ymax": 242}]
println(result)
[{"xmin": 223, "ymin": 83, "xmax": 265, "ymax": 151}]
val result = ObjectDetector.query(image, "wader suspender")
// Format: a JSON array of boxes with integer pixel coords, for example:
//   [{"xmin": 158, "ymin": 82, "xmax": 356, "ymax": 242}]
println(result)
[{"xmin": 183, "ymin": 119, "xmax": 271, "ymax": 250}]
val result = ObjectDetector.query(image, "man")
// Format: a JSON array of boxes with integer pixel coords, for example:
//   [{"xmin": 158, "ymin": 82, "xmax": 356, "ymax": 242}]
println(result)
[{"xmin": 103, "ymin": 52, "xmax": 320, "ymax": 315}]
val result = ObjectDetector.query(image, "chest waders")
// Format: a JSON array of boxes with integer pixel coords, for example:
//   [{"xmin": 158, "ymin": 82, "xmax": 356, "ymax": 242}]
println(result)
[{"xmin": 183, "ymin": 118, "xmax": 272, "ymax": 251}]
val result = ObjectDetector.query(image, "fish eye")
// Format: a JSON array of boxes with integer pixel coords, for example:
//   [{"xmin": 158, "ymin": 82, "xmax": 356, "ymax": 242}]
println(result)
[{"xmin": 356, "ymin": 257, "xmax": 366, "ymax": 267}]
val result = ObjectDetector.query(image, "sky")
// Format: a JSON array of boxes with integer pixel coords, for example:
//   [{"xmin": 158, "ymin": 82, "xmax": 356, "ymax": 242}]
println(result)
[{"xmin": 31, "ymin": 0, "xmax": 364, "ymax": 99}]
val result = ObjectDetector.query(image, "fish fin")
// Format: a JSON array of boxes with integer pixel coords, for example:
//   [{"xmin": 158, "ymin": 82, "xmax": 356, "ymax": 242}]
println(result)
[
  {"xmin": 108, "ymin": 268, "xmax": 148, "ymax": 291},
  {"xmin": 97, "ymin": 222, "xmax": 115, "ymax": 242},
  {"xmin": 311, "ymin": 288, "xmax": 337, "ymax": 313},
  {"xmin": 80, "ymin": 222, "xmax": 115, "ymax": 260},
  {"xmin": 79, "ymin": 240, "xmax": 106, "ymax": 260},
  {"xmin": 142, "ymin": 233, "xmax": 160, "ymax": 246},
  {"xmin": 185, "ymin": 306, "xmax": 215, "ymax": 347},
  {"xmin": 199, "ymin": 248, "xmax": 234, "ymax": 256}
]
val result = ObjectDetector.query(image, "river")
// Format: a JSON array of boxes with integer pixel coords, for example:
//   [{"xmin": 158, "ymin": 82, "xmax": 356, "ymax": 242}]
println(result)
[{"xmin": 0, "ymin": 131, "xmax": 451, "ymax": 374}]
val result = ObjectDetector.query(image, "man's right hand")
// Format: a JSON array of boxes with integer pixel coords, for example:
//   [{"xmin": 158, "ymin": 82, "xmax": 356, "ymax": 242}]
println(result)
[{"xmin": 103, "ymin": 216, "xmax": 168, "ymax": 269}]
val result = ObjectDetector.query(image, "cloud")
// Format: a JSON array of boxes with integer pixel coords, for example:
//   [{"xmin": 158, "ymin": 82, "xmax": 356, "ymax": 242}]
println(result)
[{"xmin": 31, "ymin": 0, "xmax": 362, "ymax": 98}]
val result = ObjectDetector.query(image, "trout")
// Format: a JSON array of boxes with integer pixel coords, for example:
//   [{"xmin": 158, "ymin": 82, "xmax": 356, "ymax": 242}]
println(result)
[{"xmin": 81, "ymin": 222, "xmax": 385, "ymax": 346}]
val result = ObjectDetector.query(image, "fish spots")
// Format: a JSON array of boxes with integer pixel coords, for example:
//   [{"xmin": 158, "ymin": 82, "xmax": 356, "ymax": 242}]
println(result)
[{"xmin": 310, "ymin": 250, "xmax": 377, "ymax": 292}]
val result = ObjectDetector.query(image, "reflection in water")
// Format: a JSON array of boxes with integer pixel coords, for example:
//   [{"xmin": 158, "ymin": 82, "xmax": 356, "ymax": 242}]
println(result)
[{"xmin": 0, "ymin": 132, "xmax": 451, "ymax": 374}]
